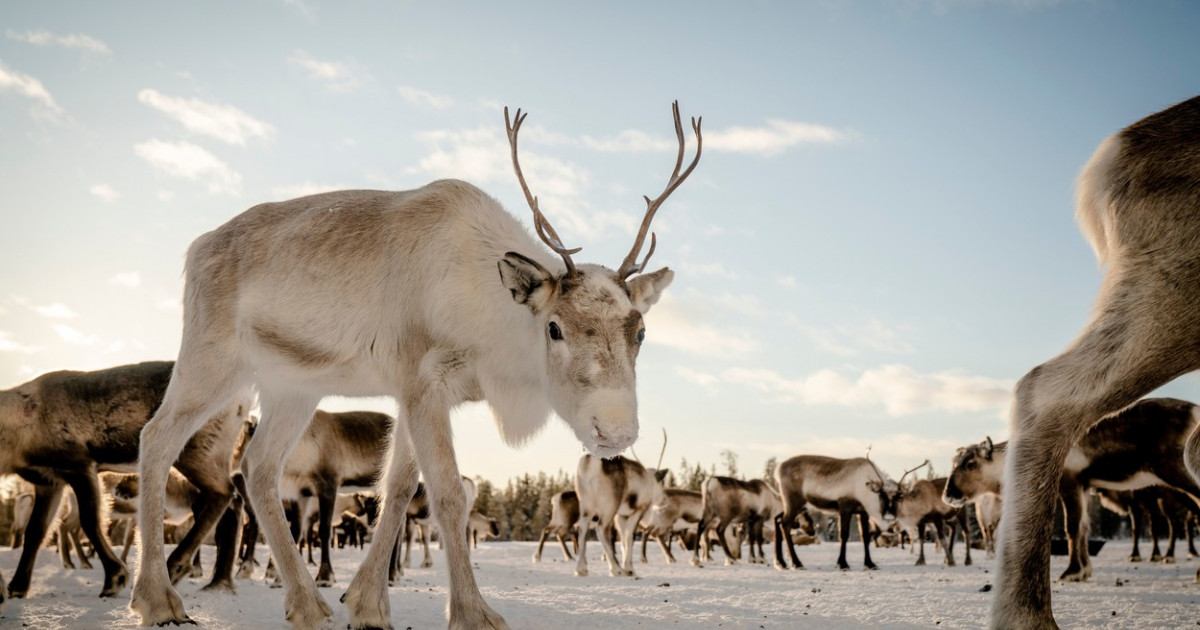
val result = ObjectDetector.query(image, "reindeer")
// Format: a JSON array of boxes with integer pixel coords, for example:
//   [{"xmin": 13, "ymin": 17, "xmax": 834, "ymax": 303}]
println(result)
[
  {"xmin": 895, "ymin": 481, "xmax": 972, "ymax": 567},
  {"xmin": 690, "ymin": 477, "xmax": 780, "ymax": 566},
  {"xmin": 774, "ymin": 454, "xmax": 899, "ymax": 571},
  {"xmin": 640, "ymin": 488, "xmax": 702, "ymax": 564},
  {"xmin": 533, "ymin": 490, "xmax": 580, "ymax": 563},
  {"xmin": 9, "ymin": 478, "xmax": 33, "ymax": 548},
  {"xmin": 974, "ymin": 493, "xmax": 1002, "ymax": 559},
  {"xmin": 1098, "ymin": 486, "xmax": 1199, "ymax": 563},
  {"xmin": 989, "ymin": 94, "xmax": 1200, "ymax": 629},
  {"xmin": 131, "ymin": 101, "xmax": 696, "ymax": 629},
  {"xmin": 948, "ymin": 398, "xmax": 1200, "ymax": 593},
  {"xmin": 0, "ymin": 361, "xmax": 248, "ymax": 600},
  {"xmin": 468, "ymin": 511, "xmax": 499, "ymax": 548},
  {"xmin": 574, "ymin": 454, "xmax": 668, "ymax": 577}
]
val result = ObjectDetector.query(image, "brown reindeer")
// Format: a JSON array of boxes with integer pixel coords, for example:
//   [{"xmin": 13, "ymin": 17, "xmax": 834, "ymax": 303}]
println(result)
[
  {"xmin": 0, "ymin": 361, "xmax": 248, "ymax": 600},
  {"xmin": 996, "ymin": 94, "xmax": 1200, "ymax": 629}
]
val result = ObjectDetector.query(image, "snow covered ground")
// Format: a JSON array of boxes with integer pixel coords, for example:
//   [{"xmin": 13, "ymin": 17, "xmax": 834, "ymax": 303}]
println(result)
[{"xmin": 3, "ymin": 539, "xmax": 1200, "ymax": 629}]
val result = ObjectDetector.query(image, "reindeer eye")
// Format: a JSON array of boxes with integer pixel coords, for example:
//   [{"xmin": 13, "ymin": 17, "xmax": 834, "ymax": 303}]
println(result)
[
  {"xmin": 548, "ymin": 321, "xmax": 563, "ymax": 341},
  {"xmin": 636, "ymin": 329, "xmax": 646, "ymax": 345}
]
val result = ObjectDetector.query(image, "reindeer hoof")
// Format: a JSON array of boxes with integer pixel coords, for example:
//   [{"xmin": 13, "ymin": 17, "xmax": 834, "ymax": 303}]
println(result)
[
  {"xmin": 101, "ymin": 567, "xmax": 130, "ymax": 597},
  {"xmin": 200, "ymin": 578, "xmax": 236, "ymax": 594},
  {"xmin": 574, "ymin": 567, "xmax": 589, "ymax": 577},
  {"xmin": 1129, "ymin": 555, "xmax": 1142, "ymax": 563},
  {"xmin": 284, "ymin": 590, "xmax": 332, "ymax": 630},
  {"xmin": 1164, "ymin": 556, "xmax": 1177, "ymax": 565}
]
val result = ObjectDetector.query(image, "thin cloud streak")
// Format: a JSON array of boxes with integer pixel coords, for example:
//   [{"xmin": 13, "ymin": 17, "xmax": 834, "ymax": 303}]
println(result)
[
  {"xmin": 0, "ymin": 61, "xmax": 62, "ymax": 115},
  {"xmin": 6, "ymin": 29, "xmax": 111, "ymax": 54},
  {"xmin": 692, "ymin": 363, "xmax": 1013, "ymax": 417},
  {"xmin": 138, "ymin": 89, "xmax": 273, "ymax": 146},
  {"xmin": 134, "ymin": 139, "xmax": 242, "ymax": 194}
]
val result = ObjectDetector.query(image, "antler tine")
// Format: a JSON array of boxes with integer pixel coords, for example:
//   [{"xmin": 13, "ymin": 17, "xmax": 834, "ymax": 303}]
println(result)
[
  {"xmin": 898, "ymin": 459, "xmax": 931, "ymax": 487},
  {"xmin": 504, "ymin": 106, "xmax": 580, "ymax": 276},
  {"xmin": 617, "ymin": 100, "xmax": 703, "ymax": 280},
  {"xmin": 864, "ymin": 445, "xmax": 887, "ymax": 484},
  {"xmin": 656, "ymin": 428, "xmax": 668, "ymax": 470}
]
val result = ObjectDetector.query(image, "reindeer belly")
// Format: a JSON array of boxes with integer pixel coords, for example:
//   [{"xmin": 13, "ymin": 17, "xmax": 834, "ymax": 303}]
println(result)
[{"xmin": 1088, "ymin": 470, "xmax": 1168, "ymax": 491}]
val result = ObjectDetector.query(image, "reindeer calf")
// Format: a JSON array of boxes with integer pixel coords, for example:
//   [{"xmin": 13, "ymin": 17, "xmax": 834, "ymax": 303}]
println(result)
[
  {"xmin": 574, "ymin": 454, "xmax": 667, "ymax": 577},
  {"xmin": 691, "ymin": 478, "xmax": 779, "ymax": 566},
  {"xmin": 533, "ymin": 490, "xmax": 580, "ymax": 563}
]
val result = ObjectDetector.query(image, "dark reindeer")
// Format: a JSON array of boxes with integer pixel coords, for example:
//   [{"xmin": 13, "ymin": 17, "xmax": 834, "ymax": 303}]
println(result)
[{"xmin": 0, "ymin": 361, "xmax": 248, "ymax": 600}]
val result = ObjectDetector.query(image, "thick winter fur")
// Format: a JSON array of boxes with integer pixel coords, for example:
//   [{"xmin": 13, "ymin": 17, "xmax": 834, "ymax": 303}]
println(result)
[
  {"xmin": 893, "ymin": 478, "xmax": 971, "ymax": 567},
  {"xmin": 691, "ymin": 477, "xmax": 780, "ymax": 566},
  {"xmin": 774, "ymin": 455, "xmax": 898, "ymax": 571},
  {"xmin": 574, "ymin": 454, "xmax": 668, "ymax": 577},
  {"xmin": 533, "ymin": 490, "xmax": 580, "ymax": 563},
  {"xmin": 997, "ymin": 95, "xmax": 1200, "ymax": 630},
  {"xmin": 641, "ymin": 488, "xmax": 702, "ymax": 564},
  {"xmin": 950, "ymin": 399, "xmax": 1200, "ymax": 595},
  {"xmin": 0, "ymin": 361, "xmax": 245, "ymax": 600},
  {"xmin": 131, "ymin": 175, "xmax": 674, "ymax": 630}
]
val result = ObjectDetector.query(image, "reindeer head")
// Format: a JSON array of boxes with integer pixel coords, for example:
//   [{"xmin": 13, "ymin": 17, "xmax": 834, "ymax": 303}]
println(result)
[
  {"xmin": 499, "ymin": 103, "xmax": 700, "ymax": 457},
  {"xmin": 943, "ymin": 436, "xmax": 999, "ymax": 507}
]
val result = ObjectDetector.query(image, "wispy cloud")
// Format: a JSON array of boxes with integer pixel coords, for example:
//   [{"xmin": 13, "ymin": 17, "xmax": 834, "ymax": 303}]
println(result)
[
  {"xmin": 6, "ymin": 29, "xmax": 111, "ymax": 54},
  {"xmin": 138, "ymin": 89, "xmax": 273, "ymax": 146},
  {"xmin": 270, "ymin": 181, "xmax": 347, "ymax": 199},
  {"xmin": 288, "ymin": 50, "xmax": 367, "ymax": 92},
  {"xmin": 777, "ymin": 276, "xmax": 798, "ymax": 289},
  {"xmin": 109, "ymin": 272, "xmax": 141, "ymax": 288},
  {"xmin": 644, "ymin": 294, "xmax": 759, "ymax": 358},
  {"xmin": 34, "ymin": 303, "xmax": 78, "ymax": 319},
  {"xmin": 52, "ymin": 323, "xmax": 103, "ymax": 347},
  {"xmin": 0, "ymin": 331, "xmax": 40, "ymax": 354},
  {"xmin": 397, "ymin": 85, "xmax": 454, "ymax": 110},
  {"xmin": 679, "ymin": 262, "xmax": 739, "ymax": 280},
  {"xmin": 90, "ymin": 184, "xmax": 119, "ymax": 202},
  {"xmin": 283, "ymin": 0, "xmax": 319, "ymax": 21},
  {"xmin": 0, "ymin": 60, "xmax": 63, "ymax": 117},
  {"xmin": 792, "ymin": 318, "xmax": 914, "ymax": 357},
  {"xmin": 582, "ymin": 119, "xmax": 852, "ymax": 157},
  {"xmin": 134, "ymin": 139, "xmax": 242, "ymax": 194},
  {"xmin": 690, "ymin": 363, "xmax": 1013, "ymax": 417}
]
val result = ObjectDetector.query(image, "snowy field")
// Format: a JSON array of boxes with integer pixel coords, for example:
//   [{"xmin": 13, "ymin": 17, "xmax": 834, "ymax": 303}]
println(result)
[{"xmin": 3, "ymin": 540, "xmax": 1200, "ymax": 629}]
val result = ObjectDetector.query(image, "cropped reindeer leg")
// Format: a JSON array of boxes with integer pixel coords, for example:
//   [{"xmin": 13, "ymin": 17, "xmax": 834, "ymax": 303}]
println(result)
[
  {"xmin": 858, "ymin": 512, "xmax": 877, "ymax": 570},
  {"xmin": 7, "ymin": 481, "xmax": 65, "ymax": 598},
  {"xmin": 1058, "ymin": 480, "xmax": 1090, "ymax": 582},
  {"xmin": 314, "ymin": 479, "xmax": 338, "ymax": 587},
  {"xmin": 344, "ymin": 411, "xmax": 418, "ymax": 630},
  {"xmin": 994, "ymin": 278, "xmax": 1200, "ymax": 629},
  {"xmin": 242, "ymin": 391, "xmax": 330, "ymax": 630},
  {"xmin": 63, "ymin": 468, "xmax": 128, "ymax": 596},
  {"xmin": 404, "ymin": 367, "xmax": 509, "ymax": 630}
]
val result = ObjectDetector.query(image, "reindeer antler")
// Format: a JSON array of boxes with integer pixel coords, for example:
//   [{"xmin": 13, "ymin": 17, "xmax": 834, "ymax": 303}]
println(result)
[
  {"xmin": 864, "ymin": 445, "xmax": 888, "ymax": 484},
  {"xmin": 656, "ymin": 428, "xmax": 668, "ymax": 470},
  {"xmin": 617, "ymin": 100, "xmax": 703, "ymax": 280},
  {"xmin": 504, "ymin": 106, "xmax": 581, "ymax": 277},
  {"xmin": 898, "ymin": 459, "xmax": 931, "ymax": 487}
]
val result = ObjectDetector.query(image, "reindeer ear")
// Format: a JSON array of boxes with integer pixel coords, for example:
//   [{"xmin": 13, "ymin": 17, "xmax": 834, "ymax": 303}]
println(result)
[
  {"xmin": 654, "ymin": 469, "xmax": 669, "ymax": 483},
  {"xmin": 498, "ymin": 252, "xmax": 555, "ymax": 312},
  {"xmin": 982, "ymin": 436, "xmax": 994, "ymax": 460},
  {"xmin": 866, "ymin": 480, "xmax": 882, "ymax": 492},
  {"xmin": 627, "ymin": 267, "xmax": 674, "ymax": 313}
]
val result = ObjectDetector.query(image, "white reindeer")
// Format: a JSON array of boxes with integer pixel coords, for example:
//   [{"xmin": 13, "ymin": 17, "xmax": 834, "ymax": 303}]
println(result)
[{"xmin": 131, "ymin": 101, "xmax": 700, "ymax": 630}]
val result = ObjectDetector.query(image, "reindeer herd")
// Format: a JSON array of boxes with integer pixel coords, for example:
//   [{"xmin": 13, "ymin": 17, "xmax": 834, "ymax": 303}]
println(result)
[{"xmin": 0, "ymin": 95, "xmax": 1198, "ymax": 629}]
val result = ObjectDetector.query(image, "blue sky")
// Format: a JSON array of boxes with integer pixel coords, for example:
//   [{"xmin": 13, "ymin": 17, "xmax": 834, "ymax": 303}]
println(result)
[{"xmin": 2, "ymin": 1, "xmax": 1198, "ymax": 484}]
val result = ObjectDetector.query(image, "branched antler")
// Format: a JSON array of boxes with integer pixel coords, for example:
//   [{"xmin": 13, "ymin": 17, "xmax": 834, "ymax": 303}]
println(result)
[
  {"xmin": 617, "ymin": 100, "xmax": 703, "ymax": 280},
  {"xmin": 864, "ymin": 445, "xmax": 888, "ymax": 484},
  {"xmin": 505, "ymin": 106, "xmax": 581, "ymax": 277},
  {"xmin": 898, "ymin": 459, "xmax": 931, "ymax": 488}
]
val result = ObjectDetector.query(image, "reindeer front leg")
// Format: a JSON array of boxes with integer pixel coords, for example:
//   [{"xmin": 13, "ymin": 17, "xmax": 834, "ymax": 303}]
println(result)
[
  {"xmin": 1058, "ymin": 481, "xmax": 1090, "ymax": 582},
  {"xmin": 405, "ymin": 377, "xmax": 508, "ymax": 629},
  {"xmin": 7, "ymin": 481, "xmax": 65, "ymax": 599},
  {"xmin": 344, "ymin": 410, "xmax": 419, "ymax": 630}
]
